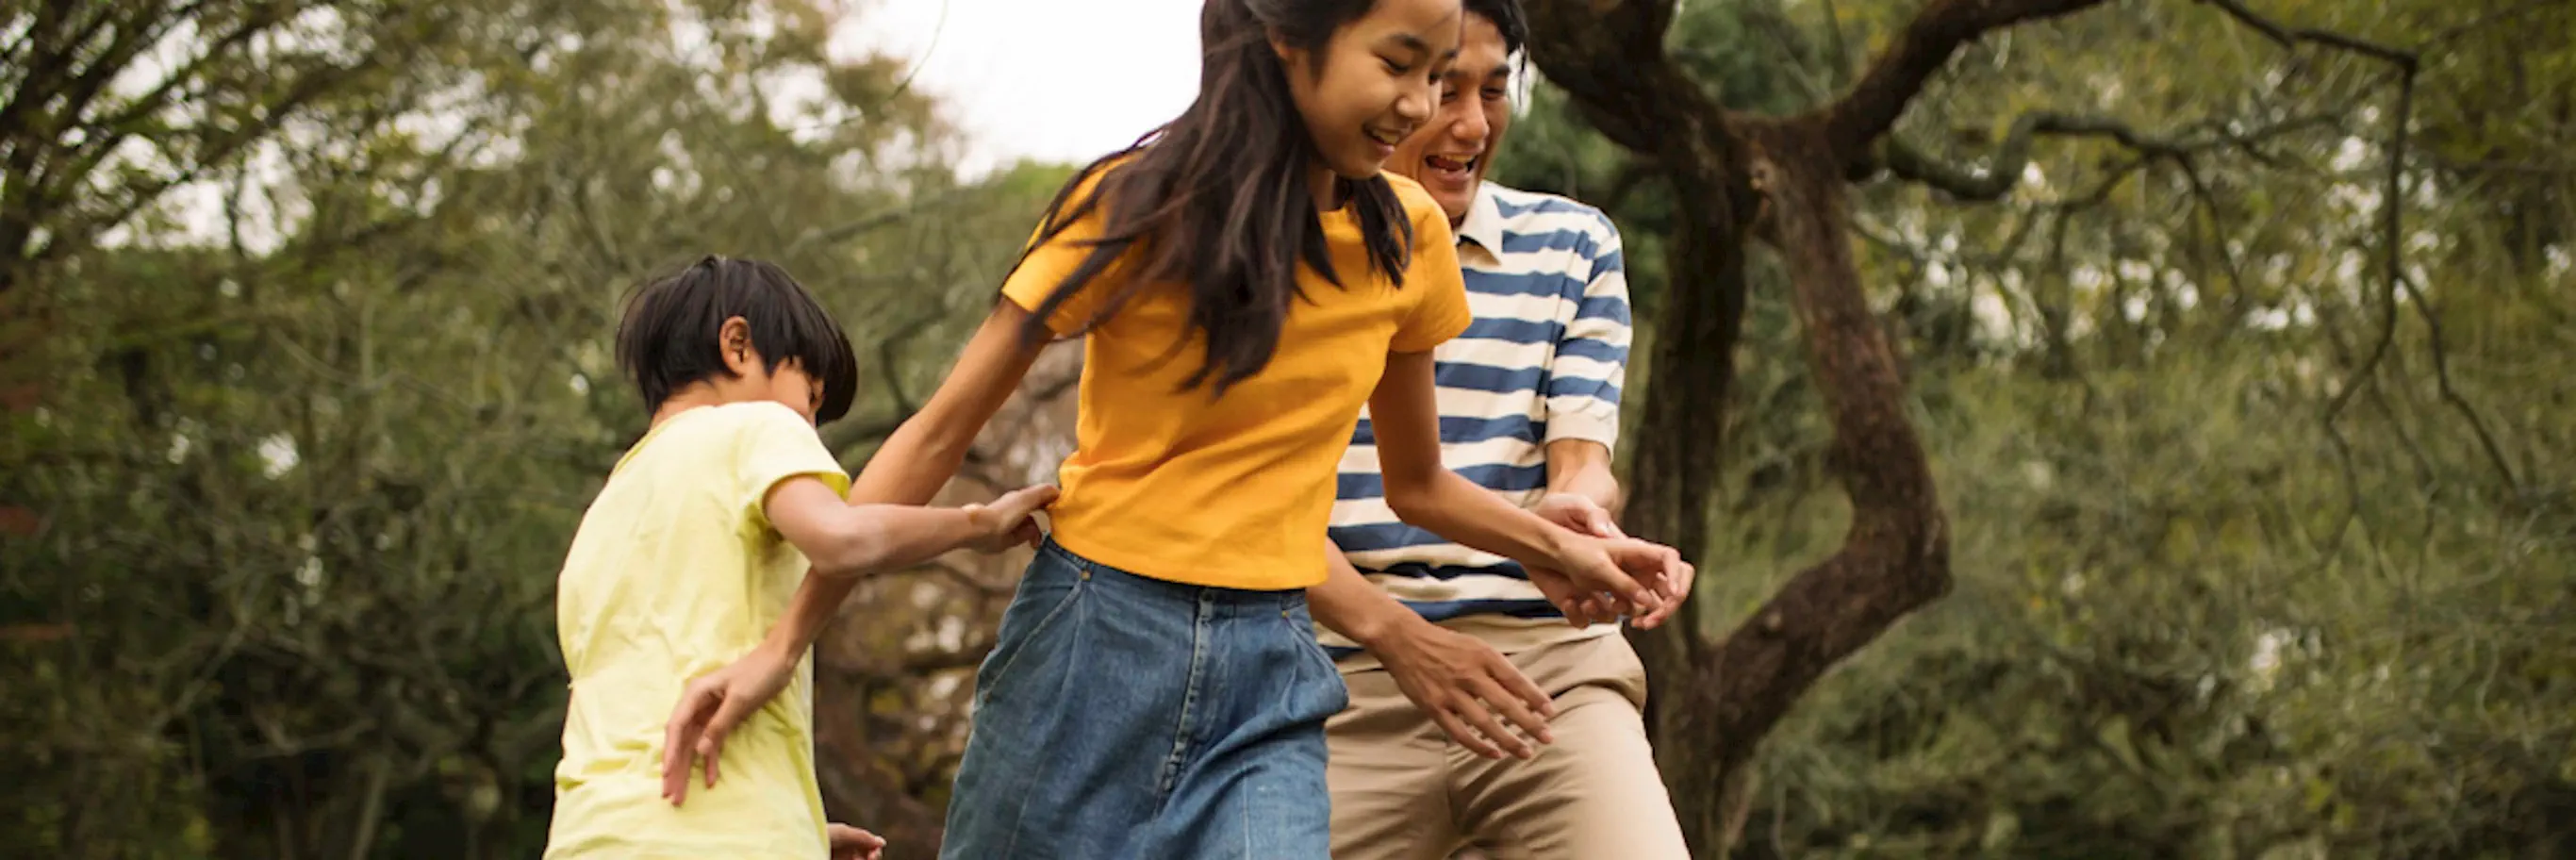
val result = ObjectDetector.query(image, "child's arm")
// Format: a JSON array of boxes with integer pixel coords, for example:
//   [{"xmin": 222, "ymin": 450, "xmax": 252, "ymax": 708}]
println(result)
[
  {"xmin": 661, "ymin": 304, "xmax": 1049, "ymax": 806},
  {"xmin": 765, "ymin": 477, "xmax": 1055, "ymax": 579},
  {"xmin": 658, "ymin": 477, "xmax": 1049, "ymax": 807},
  {"xmin": 738, "ymin": 305, "xmax": 1048, "ymax": 670}
]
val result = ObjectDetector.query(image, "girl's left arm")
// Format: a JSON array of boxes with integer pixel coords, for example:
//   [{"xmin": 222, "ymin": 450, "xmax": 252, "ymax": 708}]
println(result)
[{"xmin": 1366, "ymin": 350, "xmax": 1671, "ymax": 616}]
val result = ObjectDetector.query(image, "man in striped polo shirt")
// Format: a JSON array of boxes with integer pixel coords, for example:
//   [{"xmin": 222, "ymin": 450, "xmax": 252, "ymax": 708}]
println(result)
[{"xmin": 1303, "ymin": 0, "xmax": 1693, "ymax": 856}]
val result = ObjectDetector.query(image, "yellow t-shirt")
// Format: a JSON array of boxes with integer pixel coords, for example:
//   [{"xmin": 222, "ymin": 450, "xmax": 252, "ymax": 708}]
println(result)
[
  {"xmin": 1002, "ymin": 170, "xmax": 1473, "ymax": 590},
  {"xmin": 546, "ymin": 402, "xmax": 852, "ymax": 859}
]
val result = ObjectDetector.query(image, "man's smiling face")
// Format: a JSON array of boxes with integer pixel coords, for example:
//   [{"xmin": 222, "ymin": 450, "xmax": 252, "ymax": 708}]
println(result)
[{"xmin": 1386, "ymin": 12, "xmax": 1512, "ymax": 224}]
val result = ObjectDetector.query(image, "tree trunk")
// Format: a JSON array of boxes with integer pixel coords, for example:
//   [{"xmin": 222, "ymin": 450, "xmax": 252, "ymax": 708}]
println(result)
[
  {"xmin": 1514, "ymin": 0, "xmax": 2145, "ymax": 851},
  {"xmin": 1619, "ymin": 172, "xmax": 1750, "ymax": 851},
  {"xmin": 1633, "ymin": 122, "xmax": 1956, "ymax": 859},
  {"xmin": 1703, "ymin": 119, "xmax": 1957, "ymax": 857}
]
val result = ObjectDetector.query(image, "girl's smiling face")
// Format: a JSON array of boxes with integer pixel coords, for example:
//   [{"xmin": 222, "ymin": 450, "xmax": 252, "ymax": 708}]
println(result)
[{"xmin": 1274, "ymin": 0, "xmax": 1462, "ymax": 191}]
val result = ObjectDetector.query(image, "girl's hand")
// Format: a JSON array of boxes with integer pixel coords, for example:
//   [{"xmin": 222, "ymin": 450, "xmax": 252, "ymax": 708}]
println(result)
[
  {"xmin": 1373, "ymin": 619, "xmax": 1555, "ymax": 759},
  {"xmin": 964, "ymin": 485, "xmax": 1058, "ymax": 553},
  {"xmin": 1525, "ymin": 565, "xmax": 1619, "ymax": 627},
  {"xmin": 1536, "ymin": 535, "xmax": 1689, "ymax": 625},
  {"xmin": 1527, "ymin": 494, "xmax": 1629, "ymax": 625}
]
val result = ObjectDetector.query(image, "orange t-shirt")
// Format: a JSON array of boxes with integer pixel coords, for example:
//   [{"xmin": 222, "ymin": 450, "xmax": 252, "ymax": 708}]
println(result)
[{"xmin": 1000, "ymin": 170, "xmax": 1471, "ymax": 590}]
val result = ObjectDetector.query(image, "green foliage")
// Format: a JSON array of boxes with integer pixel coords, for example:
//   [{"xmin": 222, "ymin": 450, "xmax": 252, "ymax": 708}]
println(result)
[
  {"xmin": 5, "ymin": 0, "xmax": 2571, "ymax": 856},
  {"xmin": 0, "ymin": 1, "xmax": 1064, "ymax": 856},
  {"xmin": 1511, "ymin": 0, "xmax": 2572, "ymax": 855}
]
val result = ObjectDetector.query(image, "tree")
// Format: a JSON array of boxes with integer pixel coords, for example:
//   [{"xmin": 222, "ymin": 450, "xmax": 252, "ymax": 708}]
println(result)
[
  {"xmin": 0, "ymin": 1, "xmax": 1043, "ymax": 855},
  {"xmin": 1517, "ymin": 0, "xmax": 2438, "ymax": 852}
]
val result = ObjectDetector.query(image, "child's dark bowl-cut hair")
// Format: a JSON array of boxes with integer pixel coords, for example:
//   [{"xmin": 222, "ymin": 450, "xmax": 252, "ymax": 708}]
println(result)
[{"xmin": 614, "ymin": 256, "xmax": 859, "ymax": 423}]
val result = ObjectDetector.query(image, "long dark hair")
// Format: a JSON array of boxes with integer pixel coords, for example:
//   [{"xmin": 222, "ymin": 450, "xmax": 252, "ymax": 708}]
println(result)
[{"xmin": 1014, "ymin": 0, "xmax": 1417, "ymax": 396}]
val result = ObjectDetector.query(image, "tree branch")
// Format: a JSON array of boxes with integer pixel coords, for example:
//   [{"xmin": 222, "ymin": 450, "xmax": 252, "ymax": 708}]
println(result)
[
  {"xmin": 0, "ymin": 2, "xmax": 122, "ymax": 145},
  {"xmin": 2216, "ymin": 8, "xmax": 2496, "ymax": 503},
  {"xmin": 2190, "ymin": 0, "xmax": 2417, "ymax": 68},
  {"xmin": 1822, "ymin": 0, "xmax": 2116, "ymax": 164},
  {"xmin": 898, "ymin": 639, "xmax": 996, "ymax": 674},
  {"xmin": 1672, "ymin": 122, "xmax": 1953, "ymax": 856},
  {"xmin": 1523, "ymin": 0, "xmax": 1755, "ymax": 218},
  {"xmin": 822, "ymin": 309, "xmax": 951, "ymax": 455},
  {"xmin": 784, "ymin": 187, "xmax": 973, "ymax": 256},
  {"xmin": 1878, "ymin": 110, "xmax": 2336, "ymax": 201},
  {"xmin": 2398, "ymin": 271, "xmax": 2520, "ymax": 493},
  {"xmin": 1818, "ymin": 0, "xmax": 1856, "ymax": 88}
]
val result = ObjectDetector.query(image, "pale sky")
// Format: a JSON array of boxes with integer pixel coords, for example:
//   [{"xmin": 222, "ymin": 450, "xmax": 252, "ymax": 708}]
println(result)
[{"xmin": 846, "ymin": 0, "xmax": 1207, "ymax": 176}]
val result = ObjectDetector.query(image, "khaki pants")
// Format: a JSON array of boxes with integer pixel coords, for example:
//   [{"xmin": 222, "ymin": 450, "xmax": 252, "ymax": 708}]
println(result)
[{"xmin": 1325, "ymin": 633, "xmax": 1690, "ymax": 860}]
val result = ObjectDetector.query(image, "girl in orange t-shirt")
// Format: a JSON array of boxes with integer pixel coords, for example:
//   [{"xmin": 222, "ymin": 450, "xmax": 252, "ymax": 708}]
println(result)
[{"xmin": 663, "ymin": 0, "xmax": 1691, "ymax": 856}]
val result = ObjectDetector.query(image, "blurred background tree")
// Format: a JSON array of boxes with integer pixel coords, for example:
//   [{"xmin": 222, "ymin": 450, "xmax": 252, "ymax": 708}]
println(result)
[
  {"xmin": 1503, "ymin": 0, "xmax": 2572, "ymax": 855},
  {"xmin": 2, "ymin": 0, "xmax": 2567, "ymax": 857}
]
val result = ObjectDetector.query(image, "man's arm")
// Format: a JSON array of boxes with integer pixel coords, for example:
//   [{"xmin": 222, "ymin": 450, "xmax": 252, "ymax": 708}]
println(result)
[
  {"xmin": 1540, "ymin": 210, "xmax": 1632, "ymax": 504},
  {"xmin": 1544, "ymin": 439, "xmax": 1622, "ymax": 521},
  {"xmin": 1534, "ymin": 212, "xmax": 1683, "ymax": 622}
]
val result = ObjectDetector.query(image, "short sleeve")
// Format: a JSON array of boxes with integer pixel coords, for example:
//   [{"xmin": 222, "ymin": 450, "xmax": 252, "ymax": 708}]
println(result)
[
  {"xmin": 1391, "ymin": 205, "xmax": 1473, "ymax": 354},
  {"xmin": 999, "ymin": 167, "xmax": 1125, "ymax": 336},
  {"xmin": 732, "ymin": 403, "xmax": 851, "ymax": 531},
  {"xmin": 1543, "ymin": 211, "xmax": 1633, "ymax": 450}
]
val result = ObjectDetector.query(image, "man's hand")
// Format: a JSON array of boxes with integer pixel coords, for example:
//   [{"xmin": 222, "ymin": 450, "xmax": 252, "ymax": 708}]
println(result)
[
  {"xmin": 660, "ymin": 647, "xmax": 799, "ymax": 805},
  {"xmin": 964, "ymin": 485, "xmax": 1057, "ymax": 554},
  {"xmin": 1376, "ymin": 620, "xmax": 1555, "ymax": 759},
  {"xmin": 1533, "ymin": 492, "xmax": 1623, "ymax": 540},
  {"xmin": 828, "ymin": 823, "xmax": 887, "ymax": 860}
]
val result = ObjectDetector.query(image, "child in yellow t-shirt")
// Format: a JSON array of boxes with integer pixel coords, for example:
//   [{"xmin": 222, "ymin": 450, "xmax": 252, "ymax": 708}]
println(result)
[{"xmin": 544, "ymin": 256, "xmax": 1053, "ymax": 859}]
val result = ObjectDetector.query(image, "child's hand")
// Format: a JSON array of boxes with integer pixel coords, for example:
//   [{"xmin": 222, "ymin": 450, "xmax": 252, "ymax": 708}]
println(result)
[
  {"xmin": 660, "ymin": 646, "xmax": 798, "ymax": 806},
  {"xmin": 828, "ymin": 823, "xmax": 887, "ymax": 860},
  {"xmin": 964, "ymin": 485, "xmax": 1057, "ymax": 554}
]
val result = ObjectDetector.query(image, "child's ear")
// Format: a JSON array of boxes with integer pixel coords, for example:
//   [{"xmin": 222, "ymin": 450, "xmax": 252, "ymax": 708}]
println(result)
[
  {"xmin": 1268, "ymin": 28, "xmax": 1299, "ymax": 66},
  {"xmin": 718, "ymin": 316, "xmax": 758, "ymax": 374}
]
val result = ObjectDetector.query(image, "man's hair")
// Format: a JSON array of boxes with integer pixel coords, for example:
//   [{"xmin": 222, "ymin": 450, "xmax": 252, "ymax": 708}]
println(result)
[
  {"xmin": 614, "ymin": 256, "xmax": 858, "ymax": 422},
  {"xmin": 1464, "ymin": 0, "xmax": 1527, "ymax": 57}
]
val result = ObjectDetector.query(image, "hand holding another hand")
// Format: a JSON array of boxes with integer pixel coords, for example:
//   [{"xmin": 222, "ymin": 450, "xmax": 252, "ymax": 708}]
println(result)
[{"xmin": 1525, "ymin": 494, "xmax": 1694, "ymax": 629}]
